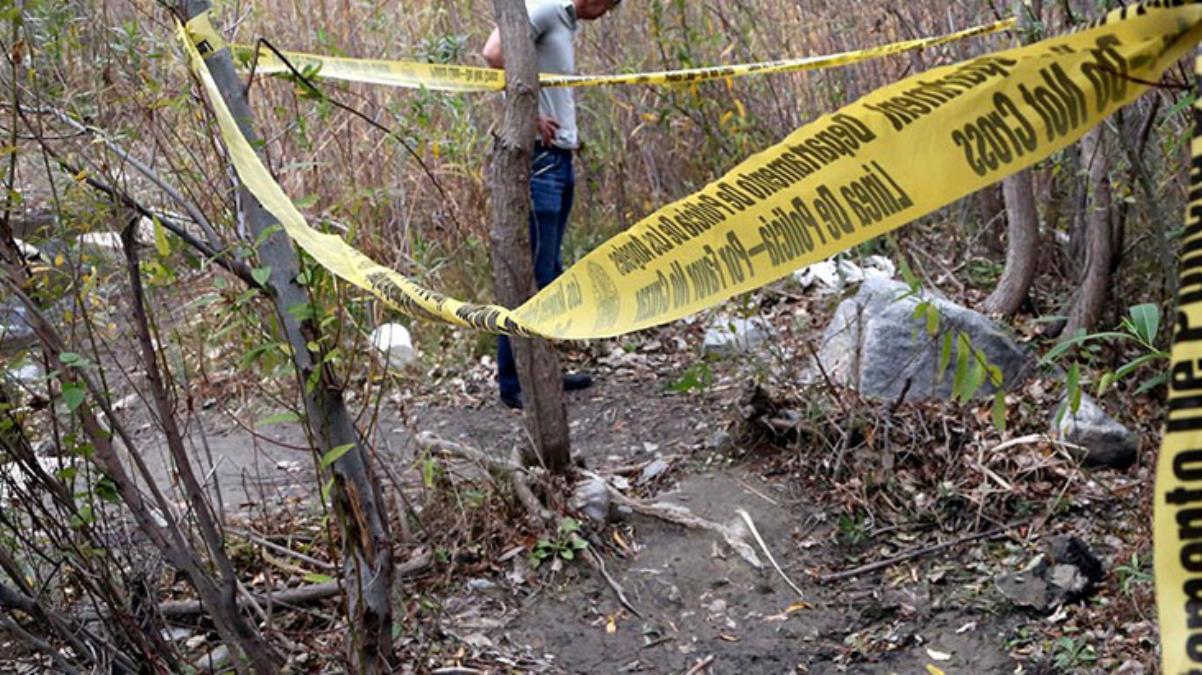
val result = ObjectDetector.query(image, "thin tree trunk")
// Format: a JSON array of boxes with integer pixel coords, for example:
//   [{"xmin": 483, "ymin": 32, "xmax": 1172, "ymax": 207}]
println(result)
[
  {"xmin": 120, "ymin": 221, "xmax": 278, "ymax": 670},
  {"xmin": 982, "ymin": 0, "xmax": 1040, "ymax": 316},
  {"xmin": 175, "ymin": 2, "xmax": 396, "ymax": 670},
  {"xmin": 487, "ymin": 0, "xmax": 572, "ymax": 474},
  {"xmin": 1064, "ymin": 128, "xmax": 1114, "ymax": 336}
]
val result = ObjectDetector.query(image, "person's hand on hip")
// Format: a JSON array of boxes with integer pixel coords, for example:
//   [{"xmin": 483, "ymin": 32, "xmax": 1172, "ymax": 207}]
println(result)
[{"xmin": 537, "ymin": 116, "xmax": 560, "ymax": 146}]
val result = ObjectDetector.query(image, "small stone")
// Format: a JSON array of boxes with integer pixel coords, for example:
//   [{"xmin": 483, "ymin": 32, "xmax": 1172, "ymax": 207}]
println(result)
[
  {"xmin": 161, "ymin": 627, "xmax": 194, "ymax": 642},
  {"xmin": 639, "ymin": 459, "xmax": 671, "ymax": 485},
  {"xmin": 1047, "ymin": 564, "xmax": 1087, "ymax": 597},
  {"xmin": 707, "ymin": 431, "xmax": 732, "ymax": 450},
  {"xmin": 705, "ymin": 599, "xmax": 728, "ymax": 614},
  {"xmin": 1054, "ymin": 395, "xmax": 1138, "ymax": 469},
  {"xmin": 1049, "ymin": 535, "xmax": 1105, "ymax": 585},
  {"xmin": 461, "ymin": 633, "xmax": 493, "ymax": 649},
  {"xmin": 995, "ymin": 537, "xmax": 1104, "ymax": 612},
  {"xmin": 0, "ymin": 298, "xmax": 34, "ymax": 349},
  {"xmin": 570, "ymin": 478, "xmax": 611, "ymax": 524},
  {"xmin": 467, "ymin": 578, "xmax": 496, "ymax": 592}
]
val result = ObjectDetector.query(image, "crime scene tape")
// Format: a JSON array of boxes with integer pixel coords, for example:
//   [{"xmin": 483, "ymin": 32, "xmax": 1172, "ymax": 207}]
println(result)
[
  {"xmin": 183, "ymin": 7, "xmax": 1202, "ymax": 671},
  {"xmin": 209, "ymin": 19, "xmax": 1015, "ymax": 92},
  {"xmin": 1159, "ymin": 53, "xmax": 1202, "ymax": 675},
  {"xmin": 184, "ymin": 2, "xmax": 1202, "ymax": 341}
]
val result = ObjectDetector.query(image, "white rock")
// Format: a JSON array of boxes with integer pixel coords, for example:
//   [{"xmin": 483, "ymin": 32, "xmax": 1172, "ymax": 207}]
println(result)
[
  {"xmin": 703, "ymin": 316, "xmax": 770, "ymax": 356},
  {"xmin": 4, "ymin": 361, "xmax": 42, "ymax": 385},
  {"xmin": 11, "ymin": 238, "xmax": 41, "ymax": 262},
  {"xmin": 76, "ymin": 232, "xmax": 124, "ymax": 259},
  {"xmin": 370, "ymin": 323, "xmax": 417, "ymax": 370},
  {"xmin": 862, "ymin": 255, "xmax": 896, "ymax": 279},
  {"xmin": 0, "ymin": 456, "xmax": 77, "ymax": 498}
]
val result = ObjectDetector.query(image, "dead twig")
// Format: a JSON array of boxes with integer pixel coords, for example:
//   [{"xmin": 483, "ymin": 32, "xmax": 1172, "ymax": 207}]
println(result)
[
  {"xmin": 159, "ymin": 551, "xmax": 431, "ymax": 619},
  {"xmin": 593, "ymin": 477, "xmax": 763, "ymax": 569},
  {"xmin": 584, "ymin": 548, "xmax": 641, "ymax": 618},
  {"xmin": 817, "ymin": 522, "xmax": 1024, "ymax": 583},
  {"xmin": 685, "ymin": 654, "xmax": 716, "ymax": 675},
  {"xmin": 736, "ymin": 509, "xmax": 804, "ymax": 598}
]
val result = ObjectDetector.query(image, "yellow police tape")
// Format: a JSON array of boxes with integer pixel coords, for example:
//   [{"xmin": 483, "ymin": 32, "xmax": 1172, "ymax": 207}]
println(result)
[
  {"xmin": 184, "ymin": 6, "xmax": 1202, "ymax": 671},
  {"xmin": 1160, "ymin": 53, "xmax": 1202, "ymax": 675},
  {"xmin": 215, "ymin": 19, "xmax": 1015, "ymax": 92}
]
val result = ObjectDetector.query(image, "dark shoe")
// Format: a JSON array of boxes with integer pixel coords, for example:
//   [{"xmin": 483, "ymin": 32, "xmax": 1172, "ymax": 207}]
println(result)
[
  {"xmin": 563, "ymin": 372, "xmax": 594, "ymax": 392},
  {"xmin": 500, "ymin": 392, "xmax": 523, "ymax": 410}
]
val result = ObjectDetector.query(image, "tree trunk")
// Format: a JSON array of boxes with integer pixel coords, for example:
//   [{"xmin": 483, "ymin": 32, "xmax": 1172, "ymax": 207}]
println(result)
[
  {"xmin": 982, "ymin": 0, "xmax": 1040, "ymax": 316},
  {"xmin": 1063, "ymin": 128, "xmax": 1114, "ymax": 336},
  {"xmin": 977, "ymin": 184, "xmax": 1005, "ymax": 255},
  {"xmin": 175, "ymin": 3, "xmax": 396, "ymax": 670},
  {"xmin": 487, "ymin": 0, "xmax": 572, "ymax": 474}
]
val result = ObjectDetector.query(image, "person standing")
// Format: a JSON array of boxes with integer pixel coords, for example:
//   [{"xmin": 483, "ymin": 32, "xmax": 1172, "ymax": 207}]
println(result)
[{"xmin": 482, "ymin": 0, "xmax": 621, "ymax": 410}]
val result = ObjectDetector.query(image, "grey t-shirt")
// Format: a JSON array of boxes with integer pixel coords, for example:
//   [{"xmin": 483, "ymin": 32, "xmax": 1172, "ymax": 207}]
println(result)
[{"xmin": 528, "ymin": 0, "xmax": 578, "ymax": 149}]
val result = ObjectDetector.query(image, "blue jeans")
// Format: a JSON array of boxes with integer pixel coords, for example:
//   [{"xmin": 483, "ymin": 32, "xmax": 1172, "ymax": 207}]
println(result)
[{"xmin": 497, "ymin": 147, "xmax": 575, "ymax": 397}]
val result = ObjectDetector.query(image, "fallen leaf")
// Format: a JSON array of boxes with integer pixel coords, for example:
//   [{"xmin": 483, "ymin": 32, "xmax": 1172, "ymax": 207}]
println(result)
[
  {"xmin": 606, "ymin": 615, "xmax": 617, "ymax": 634},
  {"xmin": 612, "ymin": 530, "xmax": 631, "ymax": 553},
  {"xmin": 926, "ymin": 666, "xmax": 946, "ymax": 675},
  {"xmin": 926, "ymin": 648, "xmax": 952, "ymax": 662}
]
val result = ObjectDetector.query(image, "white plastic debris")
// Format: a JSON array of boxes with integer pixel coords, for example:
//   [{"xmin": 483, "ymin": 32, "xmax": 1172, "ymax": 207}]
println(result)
[
  {"xmin": 794, "ymin": 256, "xmax": 895, "ymax": 292},
  {"xmin": 370, "ymin": 323, "xmax": 418, "ymax": 370},
  {"xmin": 703, "ymin": 315, "xmax": 770, "ymax": 356}
]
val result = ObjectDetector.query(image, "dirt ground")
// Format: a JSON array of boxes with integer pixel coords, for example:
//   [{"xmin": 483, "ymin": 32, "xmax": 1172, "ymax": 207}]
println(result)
[{"xmin": 2, "ymin": 272, "xmax": 1157, "ymax": 674}]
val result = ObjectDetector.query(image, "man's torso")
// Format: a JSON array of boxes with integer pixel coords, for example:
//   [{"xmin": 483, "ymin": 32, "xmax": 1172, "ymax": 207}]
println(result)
[{"xmin": 528, "ymin": 0, "xmax": 578, "ymax": 150}]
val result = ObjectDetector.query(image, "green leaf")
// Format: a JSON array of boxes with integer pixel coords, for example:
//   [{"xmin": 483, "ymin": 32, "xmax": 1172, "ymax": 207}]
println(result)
[
  {"xmin": 94, "ymin": 475, "xmax": 120, "ymax": 504},
  {"xmin": 992, "ymin": 391, "xmax": 1007, "ymax": 433},
  {"xmin": 1096, "ymin": 372, "xmax": 1116, "ymax": 396},
  {"xmin": 1041, "ymin": 330, "xmax": 1129, "ymax": 365},
  {"xmin": 320, "ymin": 478, "xmax": 334, "ymax": 501},
  {"xmin": 320, "ymin": 443, "xmax": 355, "ymax": 468},
  {"xmin": 62, "ymin": 383, "xmax": 86, "ymax": 412},
  {"xmin": 937, "ymin": 332, "xmax": 953, "ymax": 382},
  {"xmin": 153, "ymin": 216, "xmax": 170, "ymax": 257},
  {"xmin": 560, "ymin": 549, "xmax": 575, "ymax": 561},
  {"xmin": 952, "ymin": 333, "xmax": 970, "ymax": 402},
  {"xmin": 1135, "ymin": 371, "xmax": 1170, "ymax": 396},
  {"xmin": 58, "ymin": 352, "xmax": 93, "ymax": 368},
  {"xmin": 256, "ymin": 411, "xmax": 300, "ymax": 427},
  {"xmin": 303, "ymin": 573, "xmax": 334, "ymax": 584},
  {"xmin": 963, "ymin": 356, "xmax": 986, "ymax": 404},
  {"xmin": 1114, "ymin": 352, "xmax": 1166, "ymax": 380},
  {"xmin": 1128, "ymin": 303, "xmax": 1160, "ymax": 345},
  {"xmin": 1067, "ymin": 362, "xmax": 1082, "ymax": 414},
  {"xmin": 252, "ymin": 266, "xmax": 272, "ymax": 287},
  {"xmin": 925, "ymin": 305, "xmax": 939, "ymax": 337}
]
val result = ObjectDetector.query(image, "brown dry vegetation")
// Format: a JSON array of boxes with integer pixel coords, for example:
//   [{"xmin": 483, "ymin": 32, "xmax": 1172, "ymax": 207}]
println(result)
[{"xmin": 0, "ymin": 0, "xmax": 1193, "ymax": 671}]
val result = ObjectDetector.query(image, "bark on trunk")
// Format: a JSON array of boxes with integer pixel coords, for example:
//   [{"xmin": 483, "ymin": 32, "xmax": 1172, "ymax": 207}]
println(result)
[
  {"xmin": 983, "ymin": 170, "xmax": 1041, "ymax": 315},
  {"xmin": 982, "ymin": 0, "xmax": 1041, "ymax": 316},
  {"xmin": 1064, "ymin": 128, "xmax": 1114, "ymax": 336},
  {"xmin": 487, "ymin": 0, "xmax": 572, "ymax": 474},
  {"xmin": 175, "ymin": 2, "xmax": 396, "ymax": 670}
]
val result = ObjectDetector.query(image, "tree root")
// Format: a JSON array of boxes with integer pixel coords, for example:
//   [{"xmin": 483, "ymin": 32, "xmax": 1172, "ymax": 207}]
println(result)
[
  {"xmin": 587, "ymin": 474, "xmax": 763, "ymax": 569},
  {"xmin": 415, "ymin": 432, "xmax": 547, "ymax": 527},
  {"xmin": 159, "ymin": 552, "xmax": 431, "ymax": 619}
]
